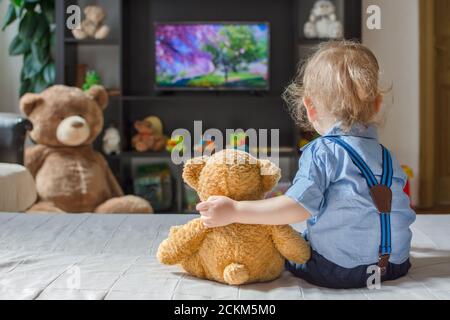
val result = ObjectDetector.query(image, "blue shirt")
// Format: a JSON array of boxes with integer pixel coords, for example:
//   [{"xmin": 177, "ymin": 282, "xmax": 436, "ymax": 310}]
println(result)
[{"xmin": 285, "ymin": 123, "xmax": 416, "ymax": 269}]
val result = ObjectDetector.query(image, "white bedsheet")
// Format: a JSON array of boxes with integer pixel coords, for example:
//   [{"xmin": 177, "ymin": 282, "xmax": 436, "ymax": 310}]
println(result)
[{"xmin": 0, "ymin": 213, "xmax": 449, "ymax": 300}]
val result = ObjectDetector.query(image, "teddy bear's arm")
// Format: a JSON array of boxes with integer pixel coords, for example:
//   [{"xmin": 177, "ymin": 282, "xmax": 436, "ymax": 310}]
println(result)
[
  {"xmin": 157, "ymin": 218, "xmax": 209, "ymax": 265},
  {"xmin": 270, "ymin": 225, "xmax": 311, "ymax": 264},
  {"xmin": 94, "ymin": 152, "xmax": 124, "ymax": 197},
  {"xmin": 24, "ymin": 145, "xmax": 50, "ymax": 178}
]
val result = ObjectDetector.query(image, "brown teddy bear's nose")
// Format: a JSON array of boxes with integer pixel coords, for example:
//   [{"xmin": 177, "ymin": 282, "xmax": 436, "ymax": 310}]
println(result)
[{"xmin": 72, "ymin": 121, "xmax": 85, "ymax": 129}]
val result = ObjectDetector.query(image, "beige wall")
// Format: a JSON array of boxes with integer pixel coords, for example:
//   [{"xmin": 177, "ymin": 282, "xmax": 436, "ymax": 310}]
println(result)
[
  {"xmin": 0, "ymin": 1, "xmax": 22, "ymax": 114},
  {"xmin": 362, "ymin": 0, "xmax": 420, "ymax": 205}
]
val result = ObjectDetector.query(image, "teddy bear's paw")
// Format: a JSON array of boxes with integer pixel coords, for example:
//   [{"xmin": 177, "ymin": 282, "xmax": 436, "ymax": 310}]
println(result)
[
  {"xmin": 95, "ymin": 25, "xmax": 110, "ymax": 40},
  {"xmin": 72, "ymin": 29, "xmax": 88, "ymax": 40},
  {"xmin": 223, "ymin": 263, "xmax": 250, "ymax": 286}
]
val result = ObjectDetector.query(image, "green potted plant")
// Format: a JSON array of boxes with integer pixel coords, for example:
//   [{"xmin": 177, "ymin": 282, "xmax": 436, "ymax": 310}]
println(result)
[{"xmin": 1, "ymin": 0, "xmax": 55, "ymax": 95}]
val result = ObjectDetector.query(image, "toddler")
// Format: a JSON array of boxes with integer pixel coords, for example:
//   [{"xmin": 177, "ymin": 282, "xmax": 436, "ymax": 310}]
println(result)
[{"xmin": 197, "ymin": 41, "xmax": 416, "ymax": 289}]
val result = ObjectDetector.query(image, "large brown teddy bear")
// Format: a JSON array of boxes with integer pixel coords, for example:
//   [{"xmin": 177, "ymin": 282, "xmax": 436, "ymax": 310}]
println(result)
[
  {"xmin": 157, "ymin": 149, "xmax": 310, "ymax": 285},
  {"xmin": 20, "ymin": 85, "xmax": 153, "ymax": 214}
]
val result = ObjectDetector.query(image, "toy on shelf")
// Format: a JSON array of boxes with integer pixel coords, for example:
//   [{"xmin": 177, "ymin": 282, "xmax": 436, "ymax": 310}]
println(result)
[
  {"xmin": 265, "ymin": 182, "xmax": 292, "ymax": 199},
  {"xmin": 227, "ymin": 132, "xmax": 249, "ymax": 152},
  {"xmin": 72, "ymin": 5, "xmax": 111, "ymax": 40},
  {"xmin": 298, "ymin": 132, "xmax": 321, "ymax": 150},
  {"xmin": 194, "ymin": 134, "xmax": 216, "ymax": 154},
  {"xmin": 303, "ymin": 0, "xmax": 343, "ymax": 39},
  {"xmin": 402, "ymin": 165, "xmax": 414, "ymax": 202},
  {"xmin": 132, "ymin": 116, "xmax": 167, "ymax": 153},
  {"xmin": 166, "ymin": 135, "xmax": 185, "ymax": 154},
  {"xmin": 83, "ymin": 70, "xmax": 102, "ymax": 91},
  {"xmin": 102, "ymin": 125, "xmax": 121, "ymax": 156},
  {"xmin": 134, "ymin": 163, "xmax": 173, "ymax": 212},
  {"xmin": 183, "ymin": 184, "xmax": 200, "ymax": 214}
]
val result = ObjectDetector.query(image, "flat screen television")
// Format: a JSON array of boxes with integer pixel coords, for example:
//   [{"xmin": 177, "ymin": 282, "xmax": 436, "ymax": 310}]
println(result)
[{"xmin": 155, "ymin": 22, "xmax": 270, "ymax": 91}]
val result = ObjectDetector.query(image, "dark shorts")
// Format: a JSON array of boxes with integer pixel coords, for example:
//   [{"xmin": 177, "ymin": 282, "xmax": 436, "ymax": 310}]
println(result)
[{"xmin": 285, "ymin": 250, "xmax": 411, "ymax": 289}]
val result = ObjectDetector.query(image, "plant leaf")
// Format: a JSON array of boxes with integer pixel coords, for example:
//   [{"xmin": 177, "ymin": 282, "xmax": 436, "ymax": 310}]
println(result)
[
  {"xmin": 33, "ymin": 74, "xmax": 48, "ymax": 93},
  {"xmin": 18, "ymin": 11, "xmax": 39, "ymax": 40},
  {"xmin": 20, "ymin": 79, "xmax": 32, "ymax": 96},
  {"xmin": 43, "ymin": 62, "xmax": 55, "ymax": 84},
  {"xmin": 31, "ymin": 42, "xmax": 48, "ymax": 66},
  {"xmin": 12, "ymin": 0, "xmax": 25, "ymax": 7},
  {"xmin": 1, "ymin": 4, "xmax": 17, "ymax": 31},
  {"xmin": 32, "ymin": 14, "xmax": 48, "ymax": 42},
  {"xmin": 9, "ymin": 34, "xmax": 31, "ymax": 56},
  {"xmin": 23, "ymin": 52, "xmax": 43, "ymax": 79}
]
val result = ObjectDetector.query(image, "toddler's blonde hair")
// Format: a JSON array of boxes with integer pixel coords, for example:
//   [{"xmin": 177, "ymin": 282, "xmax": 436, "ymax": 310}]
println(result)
[{"xmin": 284, "ymin": 41, "xmax": 385, "ymax": 131}]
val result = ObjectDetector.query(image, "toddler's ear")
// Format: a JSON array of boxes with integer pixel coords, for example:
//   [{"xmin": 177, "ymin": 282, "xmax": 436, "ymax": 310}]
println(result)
[
  {"xmin": 182, "ymin": 156, "xmax": 208, "ymax": 190},
  {"xmin": 259, "ymin": 159, "xmax": 281, "ymax": 193}
]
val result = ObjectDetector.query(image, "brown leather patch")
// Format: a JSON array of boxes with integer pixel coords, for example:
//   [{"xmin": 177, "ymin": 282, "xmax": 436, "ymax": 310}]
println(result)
[{"xmin": 370, "ymin": 185, "xmax": 392, "ymax": 213}]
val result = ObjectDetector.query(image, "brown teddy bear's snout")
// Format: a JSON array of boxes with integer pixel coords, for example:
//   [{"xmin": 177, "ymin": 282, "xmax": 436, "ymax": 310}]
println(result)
[{"xmin": 56, "ymin": 115, "xmax": 91, "ymax": 147}]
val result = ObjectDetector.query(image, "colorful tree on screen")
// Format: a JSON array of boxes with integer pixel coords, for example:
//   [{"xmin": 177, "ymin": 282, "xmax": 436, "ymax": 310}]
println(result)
[
  {"xmin": 155, "ymin": 24, "xmax": 269, "ymax": 87},
  {"xmin": 203, "ymin": 25, "xmax": 267, "ymax": 83}
]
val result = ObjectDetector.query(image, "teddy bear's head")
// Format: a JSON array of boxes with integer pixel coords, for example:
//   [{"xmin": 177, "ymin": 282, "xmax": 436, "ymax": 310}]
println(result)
[
  {"xmin": 20, "ymin": 85, "xmax": 109, "ymax": 147},
  {"xmin": 134, "ymin": 120, "xmax": 155, "ymax": 135},
  {"xmin": 183, "ymin": 149, "xmax": 281, "ymax": 202},
  {"xmin": 84, "ymin": 5, "xmax": 106, "ymax": 24},
  {"xmin": 312, "ymin": 0, "xmax": 336, "ymax": 17}
]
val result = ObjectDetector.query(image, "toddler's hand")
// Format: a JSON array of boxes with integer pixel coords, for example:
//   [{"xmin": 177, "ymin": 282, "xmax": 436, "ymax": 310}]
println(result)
[{"xmin": 196, "ymin": 196, "xmax": 238, "ymax": 228}]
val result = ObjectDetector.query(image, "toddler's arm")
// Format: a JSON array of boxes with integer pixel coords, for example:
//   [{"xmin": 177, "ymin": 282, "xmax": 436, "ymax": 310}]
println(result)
[{"xmin": 197, "ymin": 195, "xmax": 311, "ymax": 228}]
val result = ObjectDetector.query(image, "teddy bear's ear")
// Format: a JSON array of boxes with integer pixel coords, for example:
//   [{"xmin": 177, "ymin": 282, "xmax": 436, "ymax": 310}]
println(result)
[
  {"xmin": 259, "ymin": 159, "xmax": 281, "ymax": 193},
  {"xmin": 20, "ymin": 93, "xmax": 42, "ymax": 117},
  {"xmin": 86, "ymin": 85, "xmax": 109, "ymax": 110},
  {"xmin": 182, "ymin": 157, "xmax": 208, "ymax": 190},
  {"xmin": 84, "ymin": 6, "xmax": 94, "ymax": 15}
]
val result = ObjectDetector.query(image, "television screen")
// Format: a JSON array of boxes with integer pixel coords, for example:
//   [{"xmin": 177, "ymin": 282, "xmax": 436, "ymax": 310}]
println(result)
[{"xmin": 155, "ymin": 23, "xmax": 270, "ymax": 91}]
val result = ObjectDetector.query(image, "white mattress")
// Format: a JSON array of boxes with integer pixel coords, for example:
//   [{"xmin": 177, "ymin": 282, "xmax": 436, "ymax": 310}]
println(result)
[{"xmin": 0, "ymin": 213, "xmax": 449, "ymax": 300}]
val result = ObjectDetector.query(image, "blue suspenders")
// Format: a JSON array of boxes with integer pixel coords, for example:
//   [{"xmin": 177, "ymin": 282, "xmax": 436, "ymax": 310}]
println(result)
[{"xmin": 325, "ymin": 136, "xmax": 393, "ymax": 274}]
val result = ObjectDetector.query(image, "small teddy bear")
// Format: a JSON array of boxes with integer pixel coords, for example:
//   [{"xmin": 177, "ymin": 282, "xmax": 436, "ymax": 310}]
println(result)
[
  {"xmin": 103, "ymin": 125, "xmax": 121, "ymax": 156},
  {"xmin": 72, "ymin": 5, "xmax": 111, "ymax": 40},
  {"xmin": 132, "ymin": 119, "xmax": 167, "ymax": 152},
  {"xmin": 303, "ymin": 0, "xmax": 343, "ymax": 39},
  {"xmin": 157, "ymin": 149, "xmax": 310, "ymax": 285}
]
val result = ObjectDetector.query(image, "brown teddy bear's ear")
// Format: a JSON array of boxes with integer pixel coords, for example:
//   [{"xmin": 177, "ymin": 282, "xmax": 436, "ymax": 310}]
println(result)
[
  {"xmin": 20, "ymin": 93, "xmax": 42, "ymax": 117},
  {"xmin": 259, "ymin": 159, "xmax": 281, "ymax": 193},
  {"xmin": 182, "ymin": 157, "xmax": 208, "ymax": 190},
  {"xmin": 86, "ymin": 85, "xmax": 109, "ymax": 110}
]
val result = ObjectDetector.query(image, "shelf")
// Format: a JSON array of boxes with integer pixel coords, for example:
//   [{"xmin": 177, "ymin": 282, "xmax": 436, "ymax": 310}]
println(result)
[
  {"xmin": 298, "ymin": 38, "xmax": 341, "ymax": 45},
  {"xmin": 111, "ymin": 151, "xmax": 173, "ymax": 159},
  {"xmin": 109, "ymin": 148, "xmax": 298, "ymax": 160},
  {"xmin": 65, "ymin": 38, "xmax": 120, "ymax": 46},
  {"xmin": 121, "ymin": 95, "xmax": 283, "ymax": 102}
]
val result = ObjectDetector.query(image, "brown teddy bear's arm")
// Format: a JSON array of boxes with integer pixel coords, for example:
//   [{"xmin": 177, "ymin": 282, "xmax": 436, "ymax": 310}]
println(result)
[
  {"xmin": 270, "ymin": 225, "xmax": 311, "ymax": 264},
  {"xmin": 94, "ymin": 152, "xmax": 124, "ymax": 197},
  {"xmin": 25, "ymin": 145, "xmax": 49, "ymax": 178},
  {"xmin": 157, "ymin": 218, "xmax": 209, "ymax": 265}
]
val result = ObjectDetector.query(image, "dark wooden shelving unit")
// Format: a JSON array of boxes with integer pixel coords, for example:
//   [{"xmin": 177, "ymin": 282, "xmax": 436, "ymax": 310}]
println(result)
[{"xmin": 55, "ymin": 0, "xmax": 361, "ymax": 213}]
